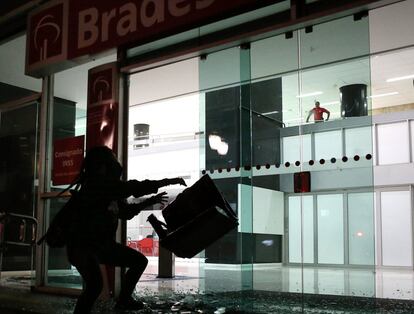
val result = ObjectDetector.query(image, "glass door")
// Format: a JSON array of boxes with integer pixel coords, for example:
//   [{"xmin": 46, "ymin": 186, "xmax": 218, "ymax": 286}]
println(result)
[
  {"xmin": 0, "ymin": 100, "xmax": 40, "ymax": 289},
  {"xmin": 127, "ymin": 58, "xmax": 201, "ymax": 292}
]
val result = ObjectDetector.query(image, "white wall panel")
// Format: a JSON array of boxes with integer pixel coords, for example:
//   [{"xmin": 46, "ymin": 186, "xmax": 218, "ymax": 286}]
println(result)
[
  {"xmin": 381, "ymin": 190, "xmax": 412, "ymax": 267},
  {"xmin": 377, "ymin": 122, "xmax": 409, "ymax": 165}
]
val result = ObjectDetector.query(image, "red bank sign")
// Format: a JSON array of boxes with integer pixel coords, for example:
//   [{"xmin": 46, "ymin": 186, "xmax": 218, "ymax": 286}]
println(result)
[
  {"xmin": 86, "ymin": 62, "xmax": 119, "ymax": 152},
  {"xmin": 52, "ymin": 135, "xmax": 85, "ymax": 186},
  {"xmin": 26, "ymin": 0, "xmax": 281, "ymax": 77}
]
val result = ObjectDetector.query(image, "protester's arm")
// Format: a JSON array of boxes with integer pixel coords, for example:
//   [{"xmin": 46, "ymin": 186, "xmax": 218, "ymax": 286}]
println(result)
[
  {"xmin": 118, "ymin": 192, "xmax": 168, "ymax": 220},
  {"xmin": 306, "ymin": 109, "xmax": 313, "ymax": 123},
  {"xmin": 94, "ymin": 177, "xmax": 186, "ymax": 199},
  {"xmin": 325, "ymin": 108, "xmax": 330, "ymax": 121},
  {"xmin": 155, "ymin": 178, "xmax": 186, "ymax": 189}
]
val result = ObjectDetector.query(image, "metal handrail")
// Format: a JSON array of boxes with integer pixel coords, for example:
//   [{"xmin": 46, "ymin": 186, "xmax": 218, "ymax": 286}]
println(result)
[{"xmin": 0, "ymin": 212, "xmax": 38, "ymax": 246}]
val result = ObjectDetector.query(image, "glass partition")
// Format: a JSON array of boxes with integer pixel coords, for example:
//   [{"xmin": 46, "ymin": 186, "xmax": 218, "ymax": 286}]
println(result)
[
  {"xmin": 44, "ymin": 54, "xmax": 117, "ymax": 289},
  {"xmin": 246, "ymin": 12, "xmax": 374, "ymax": 310},
  {"xmin": 198, "ymin": 45, "xmax": 254, "ymax": 312},
  {"xmin": 0, "ymin": 34, "xmax": 42, "ymax": 289},
  {"xmin": 125, "ymin": 9, "xmax": 379, "ymax": 313},
  {"xmin": 128, "ymin": 58, "xmax": 200, "ymax": 291},
  {"xmin": 298, "ymin": 15, "xmax": 375, "ymax": 302}
]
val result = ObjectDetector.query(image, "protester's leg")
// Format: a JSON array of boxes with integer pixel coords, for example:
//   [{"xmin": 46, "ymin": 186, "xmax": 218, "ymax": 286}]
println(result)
[
  {"xmin": 102, "ymin": 243, "xmax": 148, "ymax": 305},
  {"xmin": 67, "ymin": 247, "xmax": 103, "ymax": 314}
]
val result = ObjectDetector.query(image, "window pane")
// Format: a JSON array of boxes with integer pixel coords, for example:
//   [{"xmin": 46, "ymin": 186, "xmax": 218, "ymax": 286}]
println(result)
[
  {"xmin": 288, "ymin": 196, "xmax": 314, "ymax": 263},
  {"xmin": 251, "ymin": 32, "xmax": 298, "ymax": 79},
  {"xmin": 381, "ymin": 191, "xmax": 412, "ymax": 267},
  {"xmin": 130, "ymin": 58, "xmax": 199, "ymax": 104},
  {"xmin": 345, "ymin": 127, "xmax": 372, "ymax": 157},
  {"xmin": 314, "ymin": 130, "xmax": 342, "ymax": 160},
  {"xmin": 370, "ymin": 1, "xmax": 414, "ymax": 53},
  {"xmin": 348, "ymin": 192, "xmax": 375, "ymax": 265},
  {"xmin": 282, "ymin": 134, "xmax": 312, "ymax": 163},
  {"xmin": 317, "ymin": 194, "xmax": 344, "ymax": 264},
  {"xmin": 199, "ymin": 47, "xmax": 242, "ymax": 90},
  {"xmin": 300, "ymin": 16, "xmax": 369, "ymax": 68},
  {"xmin": 377, "ymin": 122, "xmax": 409, "ymax": 165},
  {"xmin": 0, "ymin": 35, "xmax": 41, "ymax": 102}
]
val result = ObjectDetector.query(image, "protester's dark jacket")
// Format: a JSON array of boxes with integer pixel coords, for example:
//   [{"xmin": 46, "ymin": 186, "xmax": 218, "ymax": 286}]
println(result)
[{"xmin": 67, "ymin": 177, "xmax": 158, "ymax": 248}]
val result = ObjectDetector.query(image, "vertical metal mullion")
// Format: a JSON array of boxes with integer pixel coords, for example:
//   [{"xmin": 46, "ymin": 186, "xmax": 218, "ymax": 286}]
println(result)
[
  {"xmin": 313, "ymin": 194, "xmax": 318, "ymax": 266},
  {"xmin": 284, "ymin": 195, "xmax": 289, "ymax": 265},
  {"xmin": 313, "ymin": 194, "xmax": 318, "ymax": 294},
  {"xmin": 373, "ymin": 123, "xmax": 379, "ymax": 166},
  {"xmin": 376, "ymin": 190, "xmax": 383, "ymax": 267},
  {"xmin": 407, "ymin": 120, "xmax": 412, "ymax": 163},
  {"xmin": 35, "ymin": 75, "xmax": 54, "ymax": 288},
  {"xmin": 311, "ymin": 132, "xmax": 315, "ymax": 161},
  {"xmin": 343, "ymin": 192, "xmax": 349, "ymax": 295},
  {"xmin": 116, "ymin": 68, "xmax": 129, "ymax": 298},
  {"xmin": 341, "ymin": 128, "xmax": 346, "ymax": 158},
  {"xmin": 344, "ymin": 192, "xmax": 349, "ymax": 266},
  {"xmin": 410, "ymin": 185, "xmax": 414, "ymax": 271}
]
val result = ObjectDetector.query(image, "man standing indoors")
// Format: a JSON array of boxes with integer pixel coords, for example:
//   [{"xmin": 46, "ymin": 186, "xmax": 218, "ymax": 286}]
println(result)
[{"xmin": 306, "ymin": 101, "xmax": 330, "ymax": 123}]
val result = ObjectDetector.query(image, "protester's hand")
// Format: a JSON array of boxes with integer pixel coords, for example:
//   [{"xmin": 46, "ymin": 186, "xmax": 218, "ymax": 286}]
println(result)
[
  {"xmin": 169, "ymin": 177, "xmax": 187, "ymax": 187},
  {"xmin": 148, "ymin": 192, "xmax": 168, "ymax": 206}
]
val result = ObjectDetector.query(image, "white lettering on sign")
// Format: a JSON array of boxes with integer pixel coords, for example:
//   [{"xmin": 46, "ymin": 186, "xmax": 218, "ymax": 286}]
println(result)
[
  {"xmin": 196, "ymin": 0, "xmax": 215, "ymax": 10},
  {"xmin": 102, "ymin": 9, "xmax": 117, "ymax": 42},
  {"xmin": 55, "ymin": 148, "xmax": 83, "ymax": 158},
  {"xmin": 77, "ymin": 0, "xmax": 216, "ymax": 49},
  {"xmin": 78, "ymin": 8, "xmax": 99, "ymax": 49},
  {"xmin": 62, "ymin": 159, "xmax": 74, "ymax": 167},
  {"xmin": 117, "ymin": 3, "xmax": 137, "ymax": 36},
  {"xmin": 169, "ymin": 0, "xmax": 191, "ymax": 17},
  {"xmin": 140, "ymin": 0, "xmax": 165, "ymax": 28}
]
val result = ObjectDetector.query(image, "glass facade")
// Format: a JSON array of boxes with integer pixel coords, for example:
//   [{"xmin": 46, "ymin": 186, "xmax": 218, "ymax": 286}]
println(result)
[
  {"xmin": 126, "ymin": 10, "xmax": 377, "ymax": 307},
  {"xmin": 2, "ymin": 0, "xmax": 414, "ymax": 312},
  {"xmin": 0, "ymin": 34, "xmax": 41, "ymax": 287},
  {"xmin": 43, "ymin": 54, "xmax": 117, "ymax": 289}
]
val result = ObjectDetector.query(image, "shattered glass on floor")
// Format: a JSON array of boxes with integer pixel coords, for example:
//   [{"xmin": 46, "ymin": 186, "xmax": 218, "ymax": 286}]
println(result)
[{"xmin": 118, "ymin": 290, "xmax": 414, "ymax": 314}]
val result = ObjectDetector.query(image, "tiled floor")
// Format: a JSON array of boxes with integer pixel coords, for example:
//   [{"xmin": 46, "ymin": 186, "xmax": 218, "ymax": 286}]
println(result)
[
  {"xmin": 1, "ymin": 261, "xmax": 414, "ymax": 313},
  {"xmin": 137, "ymin": 258, "xmax": 414, "ymax": 300}
]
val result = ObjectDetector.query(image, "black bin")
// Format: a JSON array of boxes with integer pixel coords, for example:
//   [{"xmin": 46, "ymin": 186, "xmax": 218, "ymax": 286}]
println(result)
[
  {"xmin": 148, "ymin": 175, "xmax": 238, "ymax": 258},
  {"xmin": 340, "ymin": 84, "xmax": 368, "ymax": 117}
]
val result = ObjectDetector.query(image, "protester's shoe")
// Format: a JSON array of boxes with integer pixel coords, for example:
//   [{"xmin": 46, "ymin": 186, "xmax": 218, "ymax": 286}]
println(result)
[{"xmin": 115, "ymin": 297, "xmax": 144, "ymax": 310}]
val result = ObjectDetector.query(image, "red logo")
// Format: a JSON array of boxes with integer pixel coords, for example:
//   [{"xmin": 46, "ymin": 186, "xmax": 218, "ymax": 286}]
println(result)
[
  {"xmin": 88, "ymin": 68, "xmax": 114, "ymax": 106},
  {"xmin": 86, "ymin": 62, "xmax": 119, "ymax": 151},
  {"xmin": 28, "ymin": 2, "xmax": 65, "ymax": 65}
]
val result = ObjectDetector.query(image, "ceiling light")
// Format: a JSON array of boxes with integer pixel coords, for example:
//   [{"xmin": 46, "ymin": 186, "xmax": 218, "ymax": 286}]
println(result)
[
  {"xmin": 369, "ymin": 92, "xmax": 399, "ymax": 98},
  {"xmin": 320, "ymin": 101, "xmax": 340, "ymax": 106},
  {"xmin": 262, "ymin": 110, "xmax": 279, "ymax": 115},
  {"xmin": 217, "ymin": 141, "xmax": 229, "ymax": 155},
  {"xmin": 296, "ymin": 91, "xmax": 323, "ymax": 98},
  {"xmin": 386, "ymin": 74, "xmax": 414, "ymax": 82},
  {"xmin": 208, "ymin": 134, "xmax": 221, "ymax": 150}
]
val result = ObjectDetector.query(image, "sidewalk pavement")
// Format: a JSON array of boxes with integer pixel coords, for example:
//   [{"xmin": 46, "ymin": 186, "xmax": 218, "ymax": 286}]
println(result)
[{"xmin": 0, "ymin": 286, "xmax": 76, "ymax": 314}]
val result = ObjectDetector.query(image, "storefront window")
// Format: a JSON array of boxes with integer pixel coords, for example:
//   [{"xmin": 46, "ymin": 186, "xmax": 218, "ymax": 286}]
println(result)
[
  {"xmin": 44, "ymin": 54, "xmax": 117, "ymax": 289},
  {"xmin": 0, "ymin": 34, "xmax": 42, "ymax": 287},
  {"xmin": 128, "ymin": 58, "xmax": 200, "ymax": 287}
]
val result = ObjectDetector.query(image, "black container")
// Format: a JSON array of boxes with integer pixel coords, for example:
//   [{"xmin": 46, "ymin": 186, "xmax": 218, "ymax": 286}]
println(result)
[
  {"xmin": 340, "ymin": 84, "xmax": 368, "ymax": 117},
  {"xmin": 133, "ymin": 123, "xmax": 150, "ymax": 149},
  {"xmin": 148, "ymin": 175, "xmax": 238, "ymax": 258}
]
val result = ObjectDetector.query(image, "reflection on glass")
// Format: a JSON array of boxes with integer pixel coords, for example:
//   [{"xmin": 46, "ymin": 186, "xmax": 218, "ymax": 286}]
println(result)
[
  {"xmin": 377, "ymin": 122, "xmax": 410, "ymax": 165},
  {"xmin": 282, "ymin": 134, "xmax": 312, "ymax": 163},
  {"xmin": 381, "ymin": 191, "xmax": 412, "ymax": 267},
  {"xmin": 317, "ymin": 194, "xmax": 344, "ymax": 264},
  {"xmin": 314, "ymin": 130, "xmax": 343, "ymax": 160},
  {"xmin": 46, "ymin": 198, "xmax": 82, "ymax": 289},
  {"xmin": 348, "ymin": 192, "xmax": 374, "ymax": 265},
  {"xmin": 288, "ymin": 196, "xmax": 314, "ymax": 263}
]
